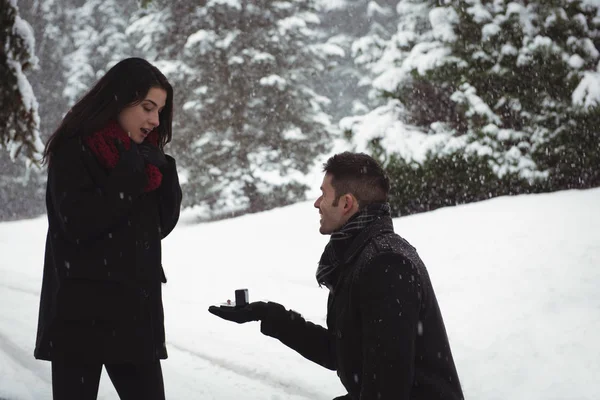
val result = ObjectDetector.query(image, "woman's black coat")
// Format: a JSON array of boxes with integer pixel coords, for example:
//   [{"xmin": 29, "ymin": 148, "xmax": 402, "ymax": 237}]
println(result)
[{"xmin": 34, "ymin": 135, "xmax": 182, "ymax": 363}]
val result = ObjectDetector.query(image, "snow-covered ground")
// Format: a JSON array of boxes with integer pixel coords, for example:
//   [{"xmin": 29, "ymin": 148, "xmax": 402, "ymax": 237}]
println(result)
[{"xmin": 1, "ymin": 188, "xmax": 599, "ymax": 400}]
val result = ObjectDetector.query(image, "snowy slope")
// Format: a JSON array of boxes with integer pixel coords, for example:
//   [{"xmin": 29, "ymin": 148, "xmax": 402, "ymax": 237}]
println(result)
[{"xmin": 0, "ymin": 188, "xmax": 599, "ymax": 400}]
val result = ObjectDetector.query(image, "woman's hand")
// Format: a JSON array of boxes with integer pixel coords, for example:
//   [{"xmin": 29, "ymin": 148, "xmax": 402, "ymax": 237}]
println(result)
[
  {"xmin": 115, "ymin": 139, "xmax": 145, "ymax": 173},
  {"xmin": 138, "ymin": 142, "xmax": 168, "ymax": 168}
]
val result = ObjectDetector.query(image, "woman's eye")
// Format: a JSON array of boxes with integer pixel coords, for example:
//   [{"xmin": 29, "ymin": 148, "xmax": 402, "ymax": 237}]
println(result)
[{"xmin": 144, "ymin": 107, "xmax": 152, "ymax": 112}]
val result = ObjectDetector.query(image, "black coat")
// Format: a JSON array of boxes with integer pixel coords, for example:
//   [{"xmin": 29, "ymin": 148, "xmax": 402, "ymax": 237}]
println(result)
[
  {"xmin": 260, "ymin": 216, "xmax": 464, "ymax": 400},
  {"xmin": 34, "ymin": 135, "xmax": 182, "ymax": 363}
]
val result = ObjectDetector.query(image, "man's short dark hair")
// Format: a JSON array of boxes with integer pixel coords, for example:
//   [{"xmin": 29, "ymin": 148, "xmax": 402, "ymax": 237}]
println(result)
[{"xmin": 323, "ymin": 152, "xmax": 390, "ymax": 208}]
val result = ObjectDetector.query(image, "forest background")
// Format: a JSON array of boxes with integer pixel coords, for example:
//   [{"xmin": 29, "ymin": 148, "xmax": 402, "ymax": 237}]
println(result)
[{"xmin": 2, "ymin": 0, "xmax": 599, "ymax": 221}]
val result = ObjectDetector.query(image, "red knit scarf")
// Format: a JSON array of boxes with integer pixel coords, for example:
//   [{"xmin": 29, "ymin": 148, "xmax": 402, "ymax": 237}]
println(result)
[{"xmin": 85, "ymin": 120, "xmax": 163, "ymax": 192}]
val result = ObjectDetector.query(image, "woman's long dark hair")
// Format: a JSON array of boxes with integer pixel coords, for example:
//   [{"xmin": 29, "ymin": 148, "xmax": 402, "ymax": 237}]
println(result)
[{"xmin": 43, "ymin": 57, "xmax": 174, "ymax": 165}]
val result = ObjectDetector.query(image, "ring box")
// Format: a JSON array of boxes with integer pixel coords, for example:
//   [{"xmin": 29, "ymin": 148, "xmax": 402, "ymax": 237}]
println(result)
[{"xmin": 235, "ymin": 289, "xmax": 249, "ymax": 308}]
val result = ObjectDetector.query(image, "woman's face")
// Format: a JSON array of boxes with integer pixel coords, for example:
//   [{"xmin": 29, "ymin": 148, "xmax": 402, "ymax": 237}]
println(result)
[{"xmin": 117, "ymin": 87, "xmax": 167, "ymax": 144}]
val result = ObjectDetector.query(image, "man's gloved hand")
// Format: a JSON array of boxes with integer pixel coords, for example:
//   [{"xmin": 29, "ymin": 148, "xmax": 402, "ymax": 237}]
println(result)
[
  {"xmin": 138, "ymin": 142, "xmax": 168, "ymax": 168},
  {"xmin": 208, "ymin": 301, "xmax": 271, "ymax": 324},
  {"xmin": 332, "ymin": 395, "xmax": 351, "ymax": 400},
  {"xmin": 115, "ymin": 139, "xmax": 145, "ymax": 173}
]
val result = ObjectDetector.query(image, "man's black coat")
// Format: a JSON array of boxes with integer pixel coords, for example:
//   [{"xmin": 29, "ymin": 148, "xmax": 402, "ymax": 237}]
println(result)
[
  {"xmin": 34, "ymin": 136, "xmax": 181, "ymax": 363},
  {"xmin": 260, "ymin": 216, "xmax": 464, "ymax": 399}
]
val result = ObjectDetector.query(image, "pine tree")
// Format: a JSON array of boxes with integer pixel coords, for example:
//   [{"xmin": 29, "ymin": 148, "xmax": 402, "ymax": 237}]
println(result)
[
  {"xmin": 314, "ymin": 0, "xmax": 399, "ymax": 121},
  {"xmin": 20, "ymin": 0, "xmax": 72, "ymax": 136},
  {"xmin": 432, "ymin": 0, "xmax": 600, "ymax": 186},
  {"xmin": 0, "ymin": 0, "xmax": 42, "ymax": 161},
  {"xmin": 0, "ymin": 0, "xmax": 73, "ymax": 222},
  {"xmin": 344, "ymin": 0, "xmax": 600, "ymax": 215},
  {"xmin": 130, "ymin": 0, "xmax": 339, "ymax": 216},
  {"xmin": 61, "ymin": 0, "xmax": 138, "ymax": 105}
]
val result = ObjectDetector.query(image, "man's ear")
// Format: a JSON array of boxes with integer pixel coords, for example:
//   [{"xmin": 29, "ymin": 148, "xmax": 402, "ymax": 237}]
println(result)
[{"xmin": 343, "ymin": 194, "xmax": 359, "ymax": 215}]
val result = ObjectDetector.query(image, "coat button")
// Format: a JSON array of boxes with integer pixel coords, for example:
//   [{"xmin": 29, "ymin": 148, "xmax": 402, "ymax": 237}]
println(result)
[
  {"xmin": 336, "ymin": 330, "xmax": 342, "ymax": 338},
  {"xmin": 144, "ymin": 241, "xmax": 150, "ymax": 250},
  {"xmin": 140, "ymin": 289, "xmax": 149, "ymax": 298}
]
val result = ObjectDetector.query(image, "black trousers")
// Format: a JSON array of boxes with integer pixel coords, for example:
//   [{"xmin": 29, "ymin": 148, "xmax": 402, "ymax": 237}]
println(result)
[{"xmin": 51, "ymin": 359, "xmax": 165, "ymax": 400}]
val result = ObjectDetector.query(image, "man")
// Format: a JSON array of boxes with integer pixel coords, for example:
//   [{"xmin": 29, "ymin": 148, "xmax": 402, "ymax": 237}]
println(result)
[{"xmin": 209, "ymin": 152, "xmax": 463, "ymax": 400}]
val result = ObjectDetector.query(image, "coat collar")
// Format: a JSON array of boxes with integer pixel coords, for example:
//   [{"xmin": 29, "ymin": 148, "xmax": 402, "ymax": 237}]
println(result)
[{"xmin": 340, "ymin": 215, "xmax": 395, "ymax": 264}]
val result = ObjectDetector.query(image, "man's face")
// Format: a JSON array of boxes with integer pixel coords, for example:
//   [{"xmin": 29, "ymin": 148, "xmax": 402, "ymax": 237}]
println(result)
[{"xmin": 314, "ymin": 173, "xmax": 347, "ymax": 235}]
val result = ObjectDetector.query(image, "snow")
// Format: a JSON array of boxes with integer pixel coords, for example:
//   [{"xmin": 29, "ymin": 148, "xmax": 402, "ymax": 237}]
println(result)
[
  {"xmin": 228, "ymin": 55, "xmax": 244, "ymax": 65},
  {"xmin": 372, "ymin": 41, "xmax": 454, "ymax": 93},
  {"xmin": 278, "ymin": 15, "xmax": 308, "ymax": 35},
  {"xmin": 152, "ymin": 60, "xmax": 195, "ymax": 83},
  {"xmin": 339, "ymin": 100, "xmax": 465, "ymax": 163},
  {"xmin": 248, "ymin": 51, "xmax": 276, "ymax": 64},
  {"xmin": 4, "ymin": 3, "xmax": 42, "ymax": 160},
  {"xmin": 11, "ymin": 16, "xmax": 36, "ymax": 61},
  {"xmin": 61, "ymin": 49, "xmax": 95, "ymax": 105},
  {"xmin": 297, "ymin": 11, "xmax": 320, "ymax": 26},
  {"xmin": 581, "ymin": 37, "xmax": 600, "ymax": 59},
  {"xmin": 408, "ymin": 42, "xmax": 457, "ymax": 75},
  {"xmin": 1, "ymin": 188, "xmax": 600, "ymax": 399},
  {"xmin": 367, "ymin": 1, "xmax": 393, "ymax": 18},
  {"xmin": 506, "ymin": 2, "xmax": 536, "ymax": 37},
  {"xmin": 572, "ymin": 70, "xmax": 600, "ymax": 108},
  {"xmin": 5, "ymin": 58, "xmax": 43, "ymax": 160},
  {"xmin": 7, "ymin": 59, "xmax": 38, "ymax": 119},
  {"xmin": 450, "ymin": 83, "xmax": 502, "ymax": 125},
  {"xmin": 58, "ymin": 0, "xmax": 140, "ymax": 106},
  {"xmin": 219, "ymin": 31, "xmax": 239, "ymax": 49},
  {"xmin": 467, "ymin": 2, "xmax": 492, "ymax": 23},
  {"xmin": 395, "ymin": 0, "xmax": 430, "ymax": 27},
  {"xmin": 354, "ymin": 1, "xmax": 439, "ymax": 92},
  {"xmin": 544, "ymin": 12, "xmax": 558, "ymax": 28},
  {"xmin": 346, "ymin": 0, "xmax": 600, "ymax": 184},
  {"xmin": 582, "ymin": 0, "xmax": 600, "ymax": 7},
  {"xmin": 315, "ymin": 42, "xmax": 345, "ymax": 58},
  {"xmin": 315, "ymin": 0, "xmax": 347, "ymax": 12},
  {"xmin": 531, "ymin": 35, "xmax": 557, "ymax": 49},
  {"xmin": 501, "ymin": 43, "xmax": 518, "ymax": 56},
  {"xmin": 185, "ymin": 30, "xmax": 217, "ymax": 54},
  {"xmin": 128, "ymin": 12, "xmax": 169, "ymax": 57},
  {"xmin": 429, "ymin": 7, "xmax": 458, "ymax": 43},
  {"xmin": 185, "ymin": 29, "xmax": 237, "ymax": 52},
  {"xmin": 259, "ymin": 75, "xmax": 287, "ymax": 90},
  {"xmin": 282, "ymin": 127, "xmax": 307, "ymax": 141},
  {"xmin": 207, "ymin": 0, "xmax": 242, "ymax": 10},
  {"xmin": 568, "ymin": 54, "xmax": 585, "ymax": 69},
  {"xmin": 481, "ymin": 23, "xmax": 501, "ymax": 40}
]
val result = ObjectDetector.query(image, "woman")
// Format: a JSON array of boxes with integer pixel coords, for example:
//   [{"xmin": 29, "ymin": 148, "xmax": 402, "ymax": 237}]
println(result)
[{"xmin": 34, "ymin": 58, "xmax": 182, "ymax": 399}]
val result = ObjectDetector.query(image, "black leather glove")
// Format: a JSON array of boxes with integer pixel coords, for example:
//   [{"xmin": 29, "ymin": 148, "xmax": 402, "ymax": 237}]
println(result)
[
  {"xmin": 208, "ymin": 301, "xmax": 271, "ymax": 324},
  {"xmin": 115, "ymin": 139, "xmax": 145, "ymax": 173},
  {"xmin": 332, "ymin": 395, "xmax": 351, "ymax": 400},
  {"xmin": 138, "ymin": 142, "xmax": 168, "ymax": 168}
]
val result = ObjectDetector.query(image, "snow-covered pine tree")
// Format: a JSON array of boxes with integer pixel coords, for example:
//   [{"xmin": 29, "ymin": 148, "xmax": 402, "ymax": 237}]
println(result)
[
  {"xmin": 20, "ymin": 0, "xmax": 78, "ymax": 135},
  {"xmin": 61, "ymin": 0, "xmax": 138, "ymax": 106},
  {"xmin": 343, "ymin": 0, "xmax": 600, "ymax": 216},
  {"xmin": 528, "ymin": 0, "xmax": 600, "ymax": 188},
  {"xmin": 0, "ymin": 0, "xmax": 42, "ymax": 161},
  {"xmin": 314, "ymin": 0, "xmax": 399, "ymax": 121},
  {"xmin": 130, "ymin": 0, "xmax": 340, "ymax": 217},
  {"xmin": 436, "ymin": 0, "xmax": 600, "ymax": 189}
]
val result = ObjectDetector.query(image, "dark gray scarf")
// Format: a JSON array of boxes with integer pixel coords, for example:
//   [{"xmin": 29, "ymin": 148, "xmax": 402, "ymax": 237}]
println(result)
[{"xmin": 316, "ymin": 203, "xmax": 391, "ymax": 290}]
